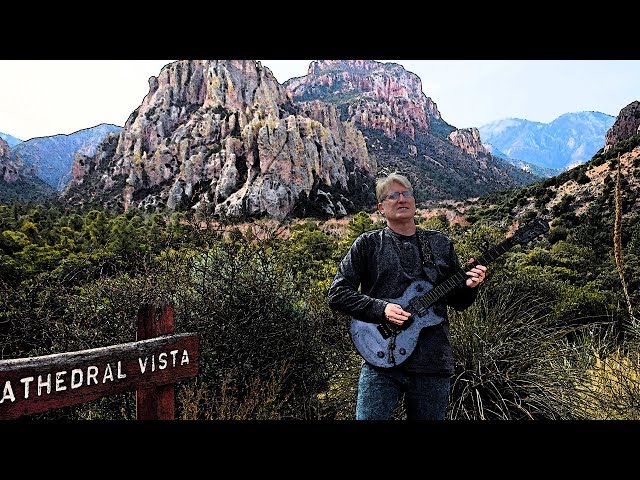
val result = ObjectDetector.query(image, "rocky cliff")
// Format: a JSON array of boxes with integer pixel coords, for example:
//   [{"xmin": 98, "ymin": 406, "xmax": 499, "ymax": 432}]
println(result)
[
  {"xmin": 284, "ymin": 60, "xmax": 443, "ymax": 141},
  {"xmin": 0, "ymin": 137, "xmax": 35, "ymax": 183},
  {"xmin": 284, "ymin": 60, "xmax": 538, "ymax": 202},
  {"xmin": 0, "ymin": 137, "xmax": 55, "ymax": 203},
  {"xmin": 448, "ymin": 128, "xmax": 490, "ymax": 158},
  {"xmin": 63, "ymin": 60, "xmax": 376, "ymax": 218},
  {"xmin": 62, "ymin": 59, "xmax": 541, "ymax": 217},
  {"xmin": 604, "ymin": 100, "xmax": 640, "ymax": 151}
]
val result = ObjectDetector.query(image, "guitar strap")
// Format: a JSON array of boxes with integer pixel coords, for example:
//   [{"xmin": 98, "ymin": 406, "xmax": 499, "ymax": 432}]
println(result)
[
  {"xmin": 416, "ymin": 228, "xmax": 436, "ymax": 269},
  {"xmin": 416, "ymin": 228, "xmax": 447, "ymax": 319}
]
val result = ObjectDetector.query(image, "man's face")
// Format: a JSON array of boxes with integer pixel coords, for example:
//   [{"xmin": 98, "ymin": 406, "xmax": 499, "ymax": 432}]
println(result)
[{"xmin": 378, "ymin": 181, "xmax": 416, "ymax": 221}]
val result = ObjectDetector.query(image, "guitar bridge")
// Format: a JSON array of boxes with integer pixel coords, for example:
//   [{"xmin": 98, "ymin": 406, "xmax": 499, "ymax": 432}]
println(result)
[{"xmin": 400, "ymin": 317, "xmax": 414, "ymax": 330}]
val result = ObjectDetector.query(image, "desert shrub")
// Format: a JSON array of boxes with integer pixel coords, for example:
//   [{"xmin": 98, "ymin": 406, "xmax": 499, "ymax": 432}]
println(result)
[
  {"xmin": 448, "ymin": 282, "xmax": 611, "ymax": 419},
  {"xmin": 174, "ymin": 222, "xmax": 352, "ymax": 419}
]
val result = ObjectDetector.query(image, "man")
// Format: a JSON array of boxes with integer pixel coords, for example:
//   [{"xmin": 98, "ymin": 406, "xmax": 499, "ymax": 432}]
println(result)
[{"xmin": 327, "ymin": 172, "xmax": 487, "ymax": 420}]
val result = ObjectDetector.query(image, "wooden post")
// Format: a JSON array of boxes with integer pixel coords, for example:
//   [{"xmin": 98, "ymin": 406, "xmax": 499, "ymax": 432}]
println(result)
[{"xmin": 136, "ymin": 303, "xmax": 175, "ymax": 420}]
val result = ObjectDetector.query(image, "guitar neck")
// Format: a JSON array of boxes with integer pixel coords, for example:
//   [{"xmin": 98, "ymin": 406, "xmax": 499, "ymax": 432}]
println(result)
[{"xmin": 413, "ymin": 237, "xmax": 515, "ymax": 310}]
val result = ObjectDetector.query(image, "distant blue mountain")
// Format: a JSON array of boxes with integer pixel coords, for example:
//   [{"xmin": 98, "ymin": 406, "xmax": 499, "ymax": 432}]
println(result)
[
  {"xmin": 0, "ymin": 132, "xmax": 23, "ymax": 148},
  {"xmin": 12, "ymin": 124, "xmax": 122, "ymax": 191},
  {"xmin": 478, "ymin": 111, "xmax": 615, "ymax": 170},
  {"xmin": 483, "ymin": 142, "xmax": 562, "ymax": 178}
]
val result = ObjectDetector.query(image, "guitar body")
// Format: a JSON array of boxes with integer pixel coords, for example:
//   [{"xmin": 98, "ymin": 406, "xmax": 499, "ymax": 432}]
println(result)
[{"xmin": 350, "ymin": 279, "xmax": 445, "ymax": 368}]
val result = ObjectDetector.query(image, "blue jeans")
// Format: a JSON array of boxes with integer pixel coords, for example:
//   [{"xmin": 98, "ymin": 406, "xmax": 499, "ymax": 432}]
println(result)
[{"xmin": 356, "ymin": 362, "xmax": 451, "ymax": 420}]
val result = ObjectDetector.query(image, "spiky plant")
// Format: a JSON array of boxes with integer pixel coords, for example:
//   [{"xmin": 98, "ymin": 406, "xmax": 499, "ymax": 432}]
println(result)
[{"xmin": 448, "ymin": 284, "xmax": 607, "ymax": 420}]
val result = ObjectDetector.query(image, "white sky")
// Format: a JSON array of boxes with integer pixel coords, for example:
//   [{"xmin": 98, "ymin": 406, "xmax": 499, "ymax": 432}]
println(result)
[{"xmin": 1, "ymin": 59, "xmax": 639, "ymax": 141}]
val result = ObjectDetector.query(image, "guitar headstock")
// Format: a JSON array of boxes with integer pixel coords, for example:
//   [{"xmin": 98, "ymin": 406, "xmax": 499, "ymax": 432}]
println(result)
[{"xmin": 512, "ymin": 218, "xmax": 550, "ymax": 245}]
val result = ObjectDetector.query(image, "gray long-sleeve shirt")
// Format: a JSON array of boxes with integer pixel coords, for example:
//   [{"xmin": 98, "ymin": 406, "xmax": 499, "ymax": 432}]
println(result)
[{"xmin": 328, "ymin": 226, "xmax": 478, "ymax": 374}]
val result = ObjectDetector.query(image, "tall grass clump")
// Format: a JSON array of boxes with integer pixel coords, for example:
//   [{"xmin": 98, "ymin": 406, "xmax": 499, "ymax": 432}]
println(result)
[{"xmin": 448, "ymin": 283, "xmax": 605, "ymax": 420}]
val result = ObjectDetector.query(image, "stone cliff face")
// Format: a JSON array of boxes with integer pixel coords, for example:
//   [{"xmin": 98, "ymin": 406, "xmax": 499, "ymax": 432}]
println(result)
[
  {"xmin": 284, "ymin": 60, "xmax": 442, "ymax": 141},
  {"xmin": 604, "ymin": 100, "xmax": 640, "ymax": 151},
  {"xmin": 448, "ymin": 128, "xmax": 490, "ymax": 158},
  {"xmin": 0, "ymin": 138, "xmax": 19, "ymax": 182},
  {"xmin": 0, "ymin": 137, "xmax": 36, "ymax": 183},
  {"xmin": 63, "ymin": 60, "xmax": 376, "ymax": 218},
  {"xmin": 62, "ymin": 59, "xmax": 540, "ymax": 216},
  {"xmin": 284, "ymin": 60, "xmax": 538, "ymax": 201},
  {"xmin": 0, "ymin": 137, "xmax": 54, "ymax": 202}
]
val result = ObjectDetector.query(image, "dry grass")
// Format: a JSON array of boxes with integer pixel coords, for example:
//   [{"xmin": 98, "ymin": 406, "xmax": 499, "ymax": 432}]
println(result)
[
  {"xmin": 178, "ymin": 362, "xmax": 291, "ymax": 420},
  {"xmin": 572, "ymin": 349, "xmax": 640, "ymax": 419}
]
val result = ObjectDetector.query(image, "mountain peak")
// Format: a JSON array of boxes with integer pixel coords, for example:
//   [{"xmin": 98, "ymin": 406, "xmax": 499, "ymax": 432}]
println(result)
[
  {"xmin": 0, "ymin": 132, "xmax": 23, "ymax": 148},
  {"xmin": 479, "ymin": 112, "xmax": 616, "ymax": 170},
  {"xmin": 62, "ymin": 59, "xmax": 376, "ymax": 218},
  {"xmin": 285, "ymin": 59, "xmax": 441, "ymax": 141},
  {"xmin": 309, "ymin": 60, "xmax": 382, "ymax": 74},
  {"xmin": 604, "ymin": 100, "xmax": 640, "ymax": 152}
]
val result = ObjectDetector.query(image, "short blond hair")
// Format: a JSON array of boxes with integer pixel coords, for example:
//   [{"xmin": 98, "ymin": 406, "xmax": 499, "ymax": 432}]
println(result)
[{"xmin": 375, "ymin": 173, "xmax": 413, "ymax": 203}]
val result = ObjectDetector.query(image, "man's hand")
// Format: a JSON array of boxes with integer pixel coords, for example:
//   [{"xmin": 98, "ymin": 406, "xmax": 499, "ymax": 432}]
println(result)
[
  {"xmin": 384, "ymin": 302, "xmax": 412, "ymax": 325},
  {"xmin": 466, "ymin": 258, "xmax": 487, "ymax": 288}
]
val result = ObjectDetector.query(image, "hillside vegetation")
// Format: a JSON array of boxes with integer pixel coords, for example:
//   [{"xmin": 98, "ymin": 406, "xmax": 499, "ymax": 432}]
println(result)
[{"xmin": 1, "ymin": 171, "xmax": 638, "ymax": 419}]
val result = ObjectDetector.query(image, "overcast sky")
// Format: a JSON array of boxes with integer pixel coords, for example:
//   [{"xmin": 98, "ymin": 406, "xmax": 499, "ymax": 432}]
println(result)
[{"xmin": 1, "ymin": 59, "xmax": 639, "ymax": 141}]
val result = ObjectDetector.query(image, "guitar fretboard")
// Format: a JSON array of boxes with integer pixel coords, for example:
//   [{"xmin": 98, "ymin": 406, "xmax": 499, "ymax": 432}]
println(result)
[{"xmin": 409, "ymin": 237, "xmax": 515, "ymax": 313}]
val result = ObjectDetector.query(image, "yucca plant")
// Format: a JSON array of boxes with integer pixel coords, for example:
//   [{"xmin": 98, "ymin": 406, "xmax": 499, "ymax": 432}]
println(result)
[
  {"xmin": 448, "ymin": 283, "xmax": 605, "ymax": 420},
  {"xmin": 613, "ymin": 155, "xmax": 636, "ymax": 329}
]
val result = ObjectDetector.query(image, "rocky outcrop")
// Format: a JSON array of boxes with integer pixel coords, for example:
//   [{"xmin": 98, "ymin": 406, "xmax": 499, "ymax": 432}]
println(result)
[
  {"xmin": 604, "ymin": 100, "xmax": 640, "ymax": 152},
  {"xmin": 284, "ymin": 60, "xmax": 441, "ymax": 140},
  {"xmin": 62, "ymin": 59, "xmax": 541, "ymax": 215},
  {"xmin": 63, "ymin": 60, "xmax": 376, "ymax": 218},
  {"xmin": 448, "ymin": 128, "xmax": 490, "ymax": 158},
  {"xmin": 0, "ymin": 137, "xmax": 36, "ymax": 183},
  {"xmin": 284, "ymin": 60, "xmax": 538, "ymax": 201},
  {"xmin": 0, "ymin": 137, "xmax": 10, "ymax": 159},
  {"xmin": 0, "ymin": 138, "xmax": 19, "ymax": 182},
  {"xmin": 68, "ymin": 131, "xmax": 121, "ymax": 189}
]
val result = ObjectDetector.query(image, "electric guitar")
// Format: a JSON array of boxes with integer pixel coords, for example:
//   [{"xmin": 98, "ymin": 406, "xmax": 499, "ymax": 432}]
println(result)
[{"xmin": 350, "ymin": 218, "xmax": 550, "ymax": 368}]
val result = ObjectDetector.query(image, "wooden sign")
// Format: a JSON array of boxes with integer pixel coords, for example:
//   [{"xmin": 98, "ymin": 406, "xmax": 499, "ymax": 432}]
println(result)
[{"xmin": 0, "ymin": 333, "xmax": 199, "ymax": 420}]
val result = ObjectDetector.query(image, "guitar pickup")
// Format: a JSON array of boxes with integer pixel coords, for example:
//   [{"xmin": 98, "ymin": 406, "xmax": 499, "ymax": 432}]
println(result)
[
  {"xmin": 408, "ymin": 300, "xmax": 428, "ymax": 318},
  {"xmin": 377, "ymin": 323, "xmax": 393, "ymax": 339}
]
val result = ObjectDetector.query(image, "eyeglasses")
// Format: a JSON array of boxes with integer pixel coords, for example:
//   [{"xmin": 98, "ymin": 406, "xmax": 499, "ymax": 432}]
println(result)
[{"xmin": 382, "ymin": 190, "xmax": 413, "ymax": 201}]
